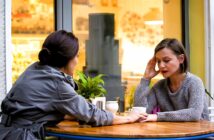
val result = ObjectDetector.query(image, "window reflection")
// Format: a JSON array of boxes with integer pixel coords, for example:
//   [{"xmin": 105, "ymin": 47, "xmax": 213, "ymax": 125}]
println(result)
[
  {"xmin": 12, "ymin": 0, "xmax": 54, "ymax": 82},
  {"xmin": 73, "ymin": 0, "xmax": 163, "ymax": 110},
  {"xmin": 85, "ymin": 13, "xmax": 124, "ymax": 109}
]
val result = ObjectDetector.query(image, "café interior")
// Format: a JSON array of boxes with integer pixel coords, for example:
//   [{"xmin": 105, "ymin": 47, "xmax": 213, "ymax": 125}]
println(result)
[
  {"xmin": 2, "ymin": 0, "xmax": 214, "ymax": 139},
  {"xmin": 9, "ymin": 0, "xmax": 179, "ymax": 110},
  {"xmin": 1, "ymin": 0, "xmax": 213, "ymax": 114}
]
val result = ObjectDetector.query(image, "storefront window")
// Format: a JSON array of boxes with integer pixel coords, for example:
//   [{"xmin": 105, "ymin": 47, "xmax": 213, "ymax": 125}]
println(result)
[
  {"xmin": 72, "ymin": 0, "xmax": 165, "ymax": 110},
  {"xmin": 11, "ymin": 0, "xmax": 54, "ymax": 82}
]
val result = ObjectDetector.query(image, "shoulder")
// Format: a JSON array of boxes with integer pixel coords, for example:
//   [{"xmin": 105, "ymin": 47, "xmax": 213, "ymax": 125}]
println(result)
[
  {"xmin": 185, "ymin": 72, "xmax": 204, "ymax": 86},
  {"xmin": 183, "ymin": 72, "xmax": 205, "ymax": 94},
  {"xmin": 34, "ymin": 62, "xmax": 68, "ymax": 81},
  {"xmin": 55, "ymin": 76, "xmax": 79, "ymax": 100},
  {"xmin": 29, "ymin": 62, "xmax": 75, "ymax": 89}
]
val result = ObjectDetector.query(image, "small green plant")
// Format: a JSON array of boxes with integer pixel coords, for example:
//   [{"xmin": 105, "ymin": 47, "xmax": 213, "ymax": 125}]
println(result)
[{"xmin": 75, "ymin": 71, "xmax": 107, "ymax": 99}]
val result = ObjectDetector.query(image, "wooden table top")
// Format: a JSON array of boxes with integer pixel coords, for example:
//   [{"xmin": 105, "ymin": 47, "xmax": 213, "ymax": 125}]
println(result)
[{"xmin": 46, "ymin": 120, "xmax": 214, "ymax": 138}]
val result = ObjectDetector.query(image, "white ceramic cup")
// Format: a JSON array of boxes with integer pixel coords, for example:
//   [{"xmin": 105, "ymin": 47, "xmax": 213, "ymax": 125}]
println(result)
[
  {"xmin": 91, "ymin": 97, "xmax": 106, "ymax": 110},
  {"xmin": 105, "ymin": 101, "xmax": 119, "ymax": 114},
  {"xmin": 131, "ymin": 107, "xmax": 146, "ymax": 114}
]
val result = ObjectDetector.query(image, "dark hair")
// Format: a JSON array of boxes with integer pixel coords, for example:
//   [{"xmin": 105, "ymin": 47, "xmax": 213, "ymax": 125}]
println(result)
[
  {"xmin": 154, "ymin": 38, "xmax": 188, "ymax": 73},
  {"xmin": 38, "ymin": 30, "xmax": 79, "ymax": 68}
]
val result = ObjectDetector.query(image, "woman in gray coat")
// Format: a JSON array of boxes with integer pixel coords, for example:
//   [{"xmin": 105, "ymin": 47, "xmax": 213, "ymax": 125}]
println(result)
[{"xmin": 0, "ymin": 30, "xmax": 146, "ymax": 140}]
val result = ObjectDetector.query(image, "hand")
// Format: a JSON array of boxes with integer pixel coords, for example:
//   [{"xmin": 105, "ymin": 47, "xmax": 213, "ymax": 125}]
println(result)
[
  {"xmin": 127, "ymin": 112, "xmax": 148, "ymax": 123},
  {"xmin": 64, "ymin": 115, "xmax": 76, "ymax": 121},
  {"xmin": 144, "ymin": 57, "xmax": 160, "ymax": 80},
  {"xmin": 112, "ymin": 112, "xmax": 148, "ymax": 125},
  {"xmin": 139, "ymin": 114, "xmax": 157, "ymax": 122}
]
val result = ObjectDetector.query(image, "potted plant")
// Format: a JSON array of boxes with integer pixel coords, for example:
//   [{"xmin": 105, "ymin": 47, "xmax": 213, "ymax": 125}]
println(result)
[{"xmin": 75, "ymin": 71, "xmax": 107, "ymax": 103}]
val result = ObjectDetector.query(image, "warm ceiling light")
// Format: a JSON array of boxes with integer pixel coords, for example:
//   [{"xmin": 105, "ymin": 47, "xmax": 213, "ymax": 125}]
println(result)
[{"xmin": 143, "ymin": 8, "xmax": 163, "ymax": 25}]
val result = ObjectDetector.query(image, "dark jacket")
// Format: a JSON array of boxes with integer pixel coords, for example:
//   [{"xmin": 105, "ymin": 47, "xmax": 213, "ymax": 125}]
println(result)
[{"xmin": 0, "ymin": 62, "xmax": 113, "ymax": 140}]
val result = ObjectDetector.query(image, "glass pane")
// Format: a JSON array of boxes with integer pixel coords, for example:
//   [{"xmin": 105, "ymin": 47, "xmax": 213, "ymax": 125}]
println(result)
[
  {"xmin": 12, "ymin": 0, "xmax": 54, "ymax": 82},
  {"xmin": 72, "ymin": 0, "xmax": 179, "ymax": 111}
]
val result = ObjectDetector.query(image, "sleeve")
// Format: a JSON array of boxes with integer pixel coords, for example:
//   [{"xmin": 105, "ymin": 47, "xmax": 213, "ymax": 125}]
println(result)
[
  {"xmin": 157, "ymin": 78, "xmax": 205, "ymax": 121},
  {"xmin": 134, "ymin": 78, "xmax": 157, "ymax": 113},
  {"xmin": 52, "ymin": 79, "xmax": 113, "ymax": 126}
]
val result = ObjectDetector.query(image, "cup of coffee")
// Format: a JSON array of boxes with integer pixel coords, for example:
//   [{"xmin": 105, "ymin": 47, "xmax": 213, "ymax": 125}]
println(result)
[{"xmin": 131, "ymin": 106, "xmax": 146, "ymax": 114}]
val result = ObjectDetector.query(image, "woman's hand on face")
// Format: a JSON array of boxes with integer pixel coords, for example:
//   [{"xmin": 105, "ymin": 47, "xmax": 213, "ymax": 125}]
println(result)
[
  {"xmin": 139, "ymin": 114, "xmax": 157, "ymax": 122},
  {"xmin": 144, "ymin": 57, "xmax": 160, "ymax": 80}
]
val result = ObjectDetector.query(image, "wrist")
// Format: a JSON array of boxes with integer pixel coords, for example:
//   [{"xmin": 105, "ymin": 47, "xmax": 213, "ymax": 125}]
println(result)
[
  {"xmin": 154, "ymin": 114, "xmax": 158, "ymax": 120},
  {"xmin": 151, "ymin": 114, "xmax": 158, "ymax": 121},
  {"xmin": 126, "ymin": 116, "xmax": 134, "ymax": 123},
  {"xmin": 143, "ymin": 76, "xmax": 151, "ymax": 80},
  {"xmin": 143, "ymin": 73, "xmax": 152, "ymax": 80}
]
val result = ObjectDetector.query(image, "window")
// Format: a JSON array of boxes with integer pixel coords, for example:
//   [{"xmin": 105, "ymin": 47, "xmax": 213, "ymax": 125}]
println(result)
[
  {"xmin": 11, "ymin": 0, "xmax": 54, "ymax": 82},
  {"xmin": 71, "ymin": 0, "xmax": 178, "ymax": 110}
]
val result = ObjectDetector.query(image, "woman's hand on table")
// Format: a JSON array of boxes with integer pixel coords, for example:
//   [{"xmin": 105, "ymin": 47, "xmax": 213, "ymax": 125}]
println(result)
[
  {"xmin": 139, "ymin": 114, "xmax": 157, "ymax": 122},
  {"xmin": 127, "ymin": 112, "xmax": 148, "ymax": 123},
  {"xmin": 112, "ymin": 112, "xmax": 147, "ymax": 125}
]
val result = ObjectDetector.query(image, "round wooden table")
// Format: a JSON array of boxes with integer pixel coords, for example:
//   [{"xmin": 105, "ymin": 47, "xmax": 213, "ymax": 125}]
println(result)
[{"xmin": 46, "ymin": 120, "xmax": 214, "ymax": 140}]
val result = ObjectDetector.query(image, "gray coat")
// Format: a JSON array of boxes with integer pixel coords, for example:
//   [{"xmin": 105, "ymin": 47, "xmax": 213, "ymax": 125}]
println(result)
[{"xmin": 0, "ymin": 62, "xmax": 113, "ymax": 140}]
